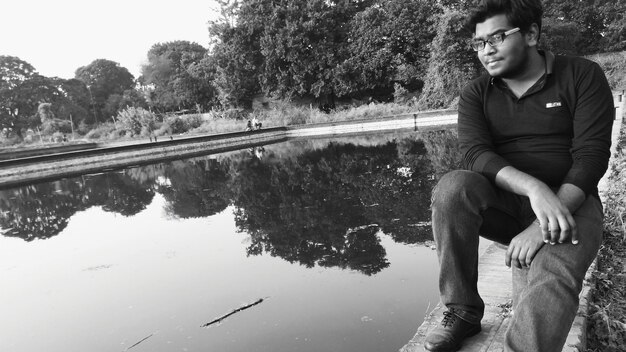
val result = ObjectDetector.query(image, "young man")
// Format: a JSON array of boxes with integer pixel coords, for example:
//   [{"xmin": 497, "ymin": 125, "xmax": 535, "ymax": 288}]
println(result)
[{"xmin": 424, "ymin": 0, "xmax": 614, "ymax": 351}]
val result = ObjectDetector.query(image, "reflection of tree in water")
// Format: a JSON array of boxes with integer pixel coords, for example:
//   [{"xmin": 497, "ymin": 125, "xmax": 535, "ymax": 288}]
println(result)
[
  {"xmin": 85, "ymin": 173, "xmax": 155, "ymax": 216},
  {"xmin": 0, "ymin": 171, "xmax": 156, "ymax": 241},
  {"xmin": 0, "ymin": 181, "xmax": 88, "ymax": 241},
  {"xmin": 421, "ymin": 129, "xmax": 461, "ymax": 180},
  {"xmin": 159, "ymin": 159, "xmax": 232, "ymax": 219},
  {"xmin": 231, "ymin": 137, "xmax": 444, "ymax": 274},
  {"xmin": 0, "ymin": 132, "xmax": 460, "ymax": 249}
]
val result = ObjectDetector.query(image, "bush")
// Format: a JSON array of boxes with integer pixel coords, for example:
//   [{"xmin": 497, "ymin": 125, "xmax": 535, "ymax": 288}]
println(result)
[
  {"xmin": 158, "ymin": 114, "xmax": 204, "ymax": 135},
  {"xmin": 116, "ymin": 107, "xmax": 158, "ymax": 136},
  {"xmin": 41, "ymin": 119, "xmax": 72, "ymax": 135},
  {"xmin": 84, "ymin": 123, "xmax": 117, "ymax": 140}
]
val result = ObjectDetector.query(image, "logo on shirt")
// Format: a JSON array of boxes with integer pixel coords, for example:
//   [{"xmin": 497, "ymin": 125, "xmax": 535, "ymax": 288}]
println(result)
[{"xmin": 546, "ymin": 102, "xmax": 562, "ymax": 108}]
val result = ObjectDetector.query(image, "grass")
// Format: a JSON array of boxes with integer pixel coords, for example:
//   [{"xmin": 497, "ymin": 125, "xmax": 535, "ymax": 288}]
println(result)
[{"xmin": 585, "ymin": 117, "xmax": 626, "ymax": 351}]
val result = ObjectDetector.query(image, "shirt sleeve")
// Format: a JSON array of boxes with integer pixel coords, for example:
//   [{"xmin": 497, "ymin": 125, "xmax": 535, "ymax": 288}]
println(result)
[
  {"xmin": 457, "ymin": 79, "xmax": 510, "ymax": 182},
  {"xmin": 561, "ymin": 61, "xmax": 614, "ymax": 195}
]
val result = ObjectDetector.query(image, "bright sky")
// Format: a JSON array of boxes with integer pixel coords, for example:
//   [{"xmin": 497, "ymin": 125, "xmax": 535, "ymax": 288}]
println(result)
[{"xmin": 1, "ymin": 0, "xmax": 219, "ymax": 80}]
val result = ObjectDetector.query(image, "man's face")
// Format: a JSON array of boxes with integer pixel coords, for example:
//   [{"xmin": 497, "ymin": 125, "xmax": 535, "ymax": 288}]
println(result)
[{"xmin": 474, "ymin": 14, "xmax": 529, "ymax": 78}]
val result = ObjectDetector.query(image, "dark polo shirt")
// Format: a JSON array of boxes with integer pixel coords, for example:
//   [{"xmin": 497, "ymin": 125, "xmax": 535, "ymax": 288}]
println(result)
[{"xmin": 458, "ymin": 51, "xmax": 614, "ymax": 196}]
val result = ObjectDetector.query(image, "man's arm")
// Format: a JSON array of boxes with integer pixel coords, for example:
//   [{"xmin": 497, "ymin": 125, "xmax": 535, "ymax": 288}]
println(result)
[
  {"xmin": 496, "ymin": 166, "xmax": 587, "ymax": 268},
  {"xmin": 495, "ymin": 166, "xmax": 585, "ymax": 244}
]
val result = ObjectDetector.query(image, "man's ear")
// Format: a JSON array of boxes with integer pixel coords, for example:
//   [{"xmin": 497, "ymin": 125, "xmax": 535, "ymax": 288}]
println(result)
[{"xmin": 526, "ymin": 23, "xmax": 540, "ymax": 47}]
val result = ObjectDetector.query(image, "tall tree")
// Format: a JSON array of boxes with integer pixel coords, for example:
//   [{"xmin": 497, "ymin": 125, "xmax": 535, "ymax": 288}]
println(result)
[
  {"xmin": 208, "ymin": 0, "xmax": 267, "ymax": 108},
  {"xmin": 337, "ymin": 0, "xmax": 442, "ymax": 99},
  {"xmin": 141, "ymin": 41, "xmax": 215, "ymax": 113},
  {"xmin": 257, "ymin": 0, "xmax": 349, "ymax": 100},
  {"xmin": 0, "ymin": 56, "xmax": 67, "ymax": 137},
  {"xmin": 75, "ymin": 59, "xmax": 135, "ymax": 123},
  {"xmin": 417, "ymin": 10, "xmax": 482, "ymax": 110},
  {"xmin": 542, "ymin": 0, "xmax": 607, "ymax": 54}
]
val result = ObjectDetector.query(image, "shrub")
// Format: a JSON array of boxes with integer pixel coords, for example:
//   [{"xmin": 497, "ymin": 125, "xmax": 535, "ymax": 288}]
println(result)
[
  {"xmin": 84, "ymin": 123, "xmax": 117, "ymax": 140},
  {"xmin": 115, "ymin": 107, "xmax": 158, "ymax": 136},
  {"xmin": 158, "ymin": 114, "xmax": 204, "ymax": 135}
]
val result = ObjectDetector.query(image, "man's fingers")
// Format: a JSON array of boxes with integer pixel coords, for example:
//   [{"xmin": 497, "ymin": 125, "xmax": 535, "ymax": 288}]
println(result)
[
  {"xmin": 537, "ymin": 219, "xmax": 550, "ymax": 243},
  {"xmin": 568, "ymin": 213, "xmax": 579, "ymax": 244},
  {"xmin": 526, "ymin": 244, "xmax": 542, "ymax": 267},
  {"xmin": 549, "ymin": 217, "xmax": 560, "ymax": 244},
  {"xmin": 511, "ymin": 246, "xmax": 522, "ymax": 269},
  {"xmin": 519, "ymin": 247, "xmax": 530, "ymax": 267},
  {"xmin": 505, "ymin": 244, "xmax": 513, "ymax": 267},
  {"xmin": 556, "ymin": 215, "xmax": 571, "ymax": 243}
]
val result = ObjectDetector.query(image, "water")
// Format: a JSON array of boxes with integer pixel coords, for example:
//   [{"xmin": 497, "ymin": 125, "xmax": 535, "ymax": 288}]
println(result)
[{"xmin": 0, "ymin": 130, "xmax": 460, "ymax": 352}]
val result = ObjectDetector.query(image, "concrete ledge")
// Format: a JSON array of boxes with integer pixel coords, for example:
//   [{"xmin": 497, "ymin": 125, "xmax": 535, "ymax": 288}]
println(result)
[{"xmin": 0, "ymin": 110, "xmax": 458, "ymax": 188}]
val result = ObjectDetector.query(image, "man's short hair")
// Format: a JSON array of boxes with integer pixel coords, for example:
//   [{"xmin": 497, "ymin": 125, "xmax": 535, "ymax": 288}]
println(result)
[{"xmin": 466, "ymin": 0, "xmax": 543, "ymax": 38}]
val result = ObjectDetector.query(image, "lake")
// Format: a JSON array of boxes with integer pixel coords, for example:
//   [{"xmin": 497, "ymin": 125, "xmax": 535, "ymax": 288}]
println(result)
[{"xmin": 0, "ymin": 130, "xmax": 460, "ymax": 352}]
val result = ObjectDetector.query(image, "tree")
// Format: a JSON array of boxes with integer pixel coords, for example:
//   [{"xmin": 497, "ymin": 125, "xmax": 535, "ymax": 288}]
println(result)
[
  {"xmin": 540, "ymin": 17, "xmax": 581, "ymax": 55},
  {"xmin": 104, "ymin": 88, "xmax": 148, "ymax": 120},
  {"xmin": 54, "ymin": 78, "xmax": 92, "ymax": 126},
  {"xmin": 542, "ymin": 0, "xmax": 608, "ymax": 54},
  {"xmin": 141, "ymin": 41, "xmax": 215, "ymax": 113},
  {"xmin": 597, "ymin": 0, "xmax": 626, "ymax": 52},
  {"xmin": 75, "ymin": 59, "xmax": 135, "ymax": 123},
  {"xmin": 0, "ymin": 56, "xmax": 69, "ymax": 137},
  {"xmin": 208, "ymin": 0, "xmax": 266, "ymax": 108},
  {"xmin": 0, "ymin": 56, "xmax": 37, "ymax": 136},
  {"xmin": 418, "ymin": 10, "xmax": 482, "ymax": 110},
  {"xmin": 337, "ymin": 0, "xmax": 442, "ymax": 100},
  {"xmin": 257, "ymin": 0, "xmax": 348, "ymax": 100}
]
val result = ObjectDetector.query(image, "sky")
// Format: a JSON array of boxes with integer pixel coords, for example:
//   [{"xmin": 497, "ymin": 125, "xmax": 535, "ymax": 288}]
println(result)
[{"xmin": 1, "ymin": 0, "xmax": 219, "ymax": 80}]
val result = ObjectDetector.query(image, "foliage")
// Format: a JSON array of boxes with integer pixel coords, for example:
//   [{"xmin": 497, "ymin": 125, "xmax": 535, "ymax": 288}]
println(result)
[
  {"xmin": 417, "ymin": 10, "xmax": 482, "ymax": 110},
  {"xmin": 75, "ymin": 59, "xmax": 135, "ymax": 123},
  {"xmin": 256, "ymin": 0, "xmax": 358, "ymax": 100},
  {"xmin": 586, "ymin": 119, "xmax": 626, "ymax": 351},
  {"xmin": 38, "ymin": 103, "xmax": 72, "ymax": 135},
  {"xmin": 542, "ymin": 0, "xmax": 626, "ymax": 55},
  {"xmin": 540, "ymin": 17, "xmax": 581, "ymax": 56},
  {"xmin": 141, "ymin": 41, "xmax": 216, "ymax": 113},
  {"xmin": 158, "ymin": 114, "xmax": 204, "ymax": 135},
  {"xmin": 209, "ymin": 19, "xmax": 263, "ymax": 108},
  {"xmin": 104, "ymin": 89, "xmax": 148, "ymax": 120},
  {"xmin": 338, "ymin": 0, "xmax": 441, "ymax": 99},
  {"xmin": 0, "ymin": 56, "xmax": 58, "ymax": 137},
  {"xmin": 84, "ymin": 121, "xmax": 119, "ymax": 140},
  {"xmin": 115, "ymin": 106, "xmax": 158, "ymax": 137}
]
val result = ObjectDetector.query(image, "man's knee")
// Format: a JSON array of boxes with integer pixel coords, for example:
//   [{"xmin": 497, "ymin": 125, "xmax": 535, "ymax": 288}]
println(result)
[{"xmin": 432, "ymin": 170, "xmax": 492, "ymax": 207}]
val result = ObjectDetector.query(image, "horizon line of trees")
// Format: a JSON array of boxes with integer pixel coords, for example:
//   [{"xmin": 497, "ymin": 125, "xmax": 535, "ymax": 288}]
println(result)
[{"xmin": 1, "ymin": 0, "xmax": 624, "ymax": 140}]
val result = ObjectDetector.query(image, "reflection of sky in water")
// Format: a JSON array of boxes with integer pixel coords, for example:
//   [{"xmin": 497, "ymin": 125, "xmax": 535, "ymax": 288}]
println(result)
[{"xmin": 0, "ymin": 193, "xmax": 439, "ymax": 352}]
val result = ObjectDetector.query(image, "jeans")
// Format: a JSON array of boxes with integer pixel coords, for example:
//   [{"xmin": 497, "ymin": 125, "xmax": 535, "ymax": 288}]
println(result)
[{"xmin": 431, "ymin": 170, "xmax": 603, "ymax": 352}]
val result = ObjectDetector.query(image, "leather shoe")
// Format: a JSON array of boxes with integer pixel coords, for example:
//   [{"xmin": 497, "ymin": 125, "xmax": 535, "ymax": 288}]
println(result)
[{"xmin": 424, "ymin": 308, "xmax": 481, "ymax": 351}]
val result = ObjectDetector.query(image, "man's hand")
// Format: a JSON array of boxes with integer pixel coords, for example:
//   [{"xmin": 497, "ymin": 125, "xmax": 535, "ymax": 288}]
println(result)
[
  {"xmin": 505, "ymin": 224, "xmax": 545, "ymax": 268},
  {"xmin": 527, "ymin": 185, "xmax": 578, "ymax": 245},
  {"xmin": 495, "ymin": 167, "xmax": 584, "ymax": 245}
]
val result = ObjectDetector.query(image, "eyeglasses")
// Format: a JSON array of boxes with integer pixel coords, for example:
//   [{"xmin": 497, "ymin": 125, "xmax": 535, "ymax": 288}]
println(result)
[{"xmin": 470, "ymin": 27, "xmax": 521, "ymax": 52}]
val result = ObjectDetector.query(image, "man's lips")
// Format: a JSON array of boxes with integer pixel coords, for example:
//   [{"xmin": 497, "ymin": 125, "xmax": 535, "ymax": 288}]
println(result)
[{"xmin": 485, "ymin": 58, "xmax": 502, "ymax": 67}]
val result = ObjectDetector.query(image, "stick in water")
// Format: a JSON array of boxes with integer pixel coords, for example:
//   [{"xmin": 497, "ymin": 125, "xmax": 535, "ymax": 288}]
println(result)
[
  {"xmin": 125, "ymin": 333, "xmax": 154, "ymax": 351},
  {"xmin": 201, "ymin": 297, "xmax": 267, "ymax": 328}
]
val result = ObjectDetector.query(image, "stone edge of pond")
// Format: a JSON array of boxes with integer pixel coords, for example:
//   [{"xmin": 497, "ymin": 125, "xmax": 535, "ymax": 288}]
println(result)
[
  {"xmin": 0, "ymin": 111, "xmax": 458, "ymax": 189},
  {"xmin": 399, "ymin": 93, "xmax": 625, "ymax": 352}
]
